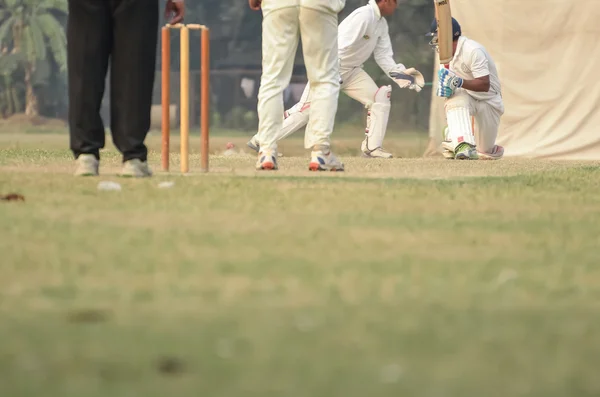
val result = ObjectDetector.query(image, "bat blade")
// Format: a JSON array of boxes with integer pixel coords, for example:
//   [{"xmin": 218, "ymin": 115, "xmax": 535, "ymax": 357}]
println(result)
[{"xmin": 434, "ymin": 0, "xmax": 453, "ymax": 65}]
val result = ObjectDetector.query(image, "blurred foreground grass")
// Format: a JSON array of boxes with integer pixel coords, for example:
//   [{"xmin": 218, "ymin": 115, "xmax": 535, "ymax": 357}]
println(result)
[{"xmin": 1, "ymin": 130, "xmax": 600, "ymax": 396}]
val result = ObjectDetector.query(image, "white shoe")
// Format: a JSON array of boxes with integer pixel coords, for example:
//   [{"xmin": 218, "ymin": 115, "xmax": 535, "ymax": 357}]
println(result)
[
  {"xmin": 361, "ymin": 140, "xmax": 393, "ymax": 158},
  {"xmin": 74, "ymin": 154, "xmax": 99, "ymax": 176},
  {"xmin": 309, "ymin": 145, "xmax": 344, "ymax": 172},
  {"xmin": 256, "ymin": 149, "xmax": 278, "ymax": 170},
  {"xmin": 478, "ymin": 145, "xmax": 504, "ymax": 160},
  {"xmin": 119, "ymin": 159, "xmax": 153, "ymax": 177}
]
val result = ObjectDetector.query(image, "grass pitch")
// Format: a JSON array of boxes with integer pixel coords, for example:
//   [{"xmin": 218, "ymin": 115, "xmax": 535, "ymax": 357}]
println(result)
[{"xmin": 1, "ymin": 129, "xmax": 600, "ymax": 397}]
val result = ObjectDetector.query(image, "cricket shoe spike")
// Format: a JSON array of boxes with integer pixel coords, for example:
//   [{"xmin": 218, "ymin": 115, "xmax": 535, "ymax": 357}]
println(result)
[
  {"xmin": 256, "ymin": 149, "xmax": 278, "ymax": 170},
  {"xmin": 477, "ymin": 145, "xmax": 504, "ymax": 160},
  {"xmin": 309, "ymin": 145, "xmax": 344, "ymax": 172}
]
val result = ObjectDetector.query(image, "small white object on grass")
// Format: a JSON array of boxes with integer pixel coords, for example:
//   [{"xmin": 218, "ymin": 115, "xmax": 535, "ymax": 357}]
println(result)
[
  {"xmin": 158, "ymin": 181, "xmax": 175, "ymax": 189},
  {"xmin": 97, "ymin": 181, "xmax": 122, "ymax": 191}
]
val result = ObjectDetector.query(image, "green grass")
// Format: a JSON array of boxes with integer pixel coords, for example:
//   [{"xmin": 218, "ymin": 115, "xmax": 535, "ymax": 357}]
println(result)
[{"xmin": 1, "ymin": 130, "xmax": 600, "ymax": 396}]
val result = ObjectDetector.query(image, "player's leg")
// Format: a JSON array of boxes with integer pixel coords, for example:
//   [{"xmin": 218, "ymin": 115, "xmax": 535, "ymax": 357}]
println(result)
[
  {"xmin": 442, "ymin": 90, "xmax": 479, "ymax": 160},
  {"xmin": 342, "ymin": 69, "xmax": 393, "ymax": 158},
  {"xmin": 67, "ymin": 0, "xmax": 112, "ymax": 176},
  {"xmin": 474, "ymin": 99, "xmax": 504, "ymax": 160},
  {"xmin": 298, "ymin": 6, "xmax": 344, "ymax": 171},
  {"xmin": 247, "ymin": 82, "xmax": 312, "ymax": 152},
  {"xmin": 109, "ymin": 0, "xmax": 158, "ymax": 177},
  {"xmin": 255, "ymin": 7, "xmax": 300, "ymax": 170}
]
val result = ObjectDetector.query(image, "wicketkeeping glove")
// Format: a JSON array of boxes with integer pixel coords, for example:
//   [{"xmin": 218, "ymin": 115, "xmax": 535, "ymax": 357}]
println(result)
[
  {"xmin": 390, "ymin": 67, "xmax": 425, "ymax": 93},
  {"xmin": 438, "ymin": 67, "xmax": 463, "ymax": 90}
]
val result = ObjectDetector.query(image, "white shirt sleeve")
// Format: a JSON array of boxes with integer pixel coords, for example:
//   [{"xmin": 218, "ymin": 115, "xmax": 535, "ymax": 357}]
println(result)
[
  {"xmin": 470, "ymin": 49, "xmax": 490, "ymax": 78},
  {"xmin": 373, "ymin": 24, "xmax": 397, "ymax": 75}
]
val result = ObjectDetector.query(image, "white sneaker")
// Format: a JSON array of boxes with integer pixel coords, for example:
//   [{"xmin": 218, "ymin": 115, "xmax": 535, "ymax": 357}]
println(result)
[
  {"xmin": 309, "ymin": 145, "xmax": 344, "ymax": 172},
  {"xmin": 256, "ymin": 149, "xmax": 278, "ymax": 170},
  {"xmin": 361, "ymin": 140, "xmax": 393, "ymax": 158},
  {"xmin": 119, "ymin": 159, "xmax": 153, "ymax": 177},
  {"xmin": 74, "ymin": 154, "xmax": 99, "ymax": 176},
  {"xmin": 478, "ymin": 145, "xmax": 504, "ymax": 160}
]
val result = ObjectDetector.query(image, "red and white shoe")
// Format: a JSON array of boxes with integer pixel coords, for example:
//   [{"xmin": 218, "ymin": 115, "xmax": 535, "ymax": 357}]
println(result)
[
  {"xmin": 309, "ymin": 146, "xmax": 344, "ymax": 172},
  {"xmin": 478, "ymin": 145, "xmax": 504, "ymax": 160},
  {"xmin": 255, "ymin": 149, "xmax": 278, "ymax": 170}
]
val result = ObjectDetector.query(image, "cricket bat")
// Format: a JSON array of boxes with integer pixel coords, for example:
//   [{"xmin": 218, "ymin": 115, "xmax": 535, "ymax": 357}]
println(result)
[{"xmin": 434, "ymin": 0, "xmax": 453, "ymax": 66}]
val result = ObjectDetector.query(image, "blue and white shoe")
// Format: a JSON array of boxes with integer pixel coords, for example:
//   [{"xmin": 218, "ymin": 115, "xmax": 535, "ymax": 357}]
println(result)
[
  {"xmin": 309, "ymin": 146, "xmax": 344, "ymax": 172},
  {"xmin": 255, "ymin": 149, "xmax": 278, "ymax": 170}
]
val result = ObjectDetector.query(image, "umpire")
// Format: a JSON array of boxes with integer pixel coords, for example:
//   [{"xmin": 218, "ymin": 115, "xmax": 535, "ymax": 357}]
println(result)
[{"xmin": 68, "ymin": 0, "xmax": 184, "ymax": 177}]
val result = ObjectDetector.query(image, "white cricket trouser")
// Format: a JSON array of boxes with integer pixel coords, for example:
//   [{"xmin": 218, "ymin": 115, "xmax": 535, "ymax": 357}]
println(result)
[
  {"xmin": 256, "ymin": 5, "xmax": 341, "ymax": 151},
  {"xmin": 445, "ymin": 89, "xmax": 504, "ymax": 153},
  {"xmin": 270, "ymin": 67, "xmax": 379, "ymax": 147}
]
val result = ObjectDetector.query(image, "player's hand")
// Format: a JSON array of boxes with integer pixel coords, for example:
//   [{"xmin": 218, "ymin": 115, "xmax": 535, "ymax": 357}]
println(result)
[
  {"xmin": 165, "ymin": 0, "xmax": 184, "ymax": 25},
  {"xmin": 438, "ymin": 67, "xmax": 463, "ymax": 90},
  {"xmin": 248, "ymin": 0, "xmax": 262, "ymax": 10},
  {"xmin": 436, "ymin": 83, "xmax": 454, "ymax": 98}
]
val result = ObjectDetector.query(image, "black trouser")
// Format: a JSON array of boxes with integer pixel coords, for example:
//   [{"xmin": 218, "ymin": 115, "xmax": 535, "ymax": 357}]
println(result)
[{"xmin": 67, "ymin": 0, "xmax": 158, "ymax": 162}]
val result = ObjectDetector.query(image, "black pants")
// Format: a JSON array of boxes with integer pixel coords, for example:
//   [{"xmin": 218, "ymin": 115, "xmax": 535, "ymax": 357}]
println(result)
[{"xmin": 67, "ymin": 0, "xmax": 158, "ymax": 162}]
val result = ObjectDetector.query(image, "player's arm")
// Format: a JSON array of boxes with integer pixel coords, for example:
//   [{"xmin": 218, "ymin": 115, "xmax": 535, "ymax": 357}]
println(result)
[
  {"xmin": 373, "ymin": 26, "xmax": 400, "ymax": 75},
  {"xmin": 438, "ymin": 49, "xmax": 492, "ymax": 96},
  {"xmin": 461, "ymin": 75, "xmax": 490, "ymax": 92},
  {"xmin": 460, "ymin": 49, "xmax": 492, "ymax": 91},
  {"xmin": 376, "ymin": 27, "xmax": 425, "ymax": 92}
]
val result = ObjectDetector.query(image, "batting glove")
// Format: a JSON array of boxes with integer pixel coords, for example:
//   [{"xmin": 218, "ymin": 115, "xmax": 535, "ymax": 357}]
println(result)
[
  {"xmin": 436, "ymin": 84, "xmax": 454, "ymax": 98},
  {"xmin": 438, "ymin": 68, "xmax": 463, "ymax": 90}
]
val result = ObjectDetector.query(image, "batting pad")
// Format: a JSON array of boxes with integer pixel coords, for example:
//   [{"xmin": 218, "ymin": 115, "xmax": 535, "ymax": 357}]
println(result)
[
  {"xmin": 364, "ymin": 86, "xmax": 391, "ymax": 151},
  {"xmin": 446, "ymin": 106, "xmax": 476, "ymax": 149}
]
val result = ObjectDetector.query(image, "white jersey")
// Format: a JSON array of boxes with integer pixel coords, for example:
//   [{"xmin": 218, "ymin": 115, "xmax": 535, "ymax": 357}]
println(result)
[
  {"xmin": 337, "ymin": 0, "xmax": 398, "ymax": 74},
  {"xmin": 449, "ymin": 36, "xmax": 502, "ymax": 103},
  {"xmin": 261, "ymin": 0, "xmax": 346, "ymax": 16}
]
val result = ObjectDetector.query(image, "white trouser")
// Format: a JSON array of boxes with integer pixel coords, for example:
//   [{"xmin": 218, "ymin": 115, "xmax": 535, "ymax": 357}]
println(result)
[
  {"xmin": 256, "ymin": 5, "xmax": 341, "ymax": 151},
  {"xmin": 445, "ymin": 90, "xmax": 504, "ymax": 153},
  {"xmin": 261, "ymin": 67, "xmax": 379, "ymax": 148}
]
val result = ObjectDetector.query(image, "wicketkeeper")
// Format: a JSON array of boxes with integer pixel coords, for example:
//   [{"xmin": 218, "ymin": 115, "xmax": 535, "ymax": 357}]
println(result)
[{"xmin": 247, "ymin": 0, "xmax": 425, "ymax": 159}]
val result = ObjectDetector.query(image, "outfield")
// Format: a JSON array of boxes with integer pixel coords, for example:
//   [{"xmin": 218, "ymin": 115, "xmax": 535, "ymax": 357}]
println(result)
[{"xmin": 1, "ymin": 128, "xmax": 600, "ymax": 396}]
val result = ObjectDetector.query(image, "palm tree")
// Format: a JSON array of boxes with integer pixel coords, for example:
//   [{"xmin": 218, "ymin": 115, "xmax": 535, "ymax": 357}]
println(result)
[{"xmin": 0, "ymin": 0, "xmax": 67, "ymax": 117}]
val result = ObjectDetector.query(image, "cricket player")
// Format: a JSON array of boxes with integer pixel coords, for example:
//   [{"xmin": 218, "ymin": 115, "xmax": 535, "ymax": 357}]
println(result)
[
  {"xmin": 249, "ymin": 0, "xmax": 347, "ymax": 171},
  {"xmin": 429, "ymin": 17, "xmax": 504, "ymax": 160},
  {"xmin": 247, "ymin": 0, "xmax": 425, "ymax": 159},
  {"xmin": 69, "ymin": 0, "xmax": 185, "ymax": 177}
]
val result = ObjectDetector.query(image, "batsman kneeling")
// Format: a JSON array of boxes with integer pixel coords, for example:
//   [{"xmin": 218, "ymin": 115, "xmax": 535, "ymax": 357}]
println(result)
[
  {"xmin": 248, "ymin": 0, "xmax": 425, "ymax": 159},
  {"xmin": 428, "ymin": 17, "xmax": 505, "ymax": 160}
]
